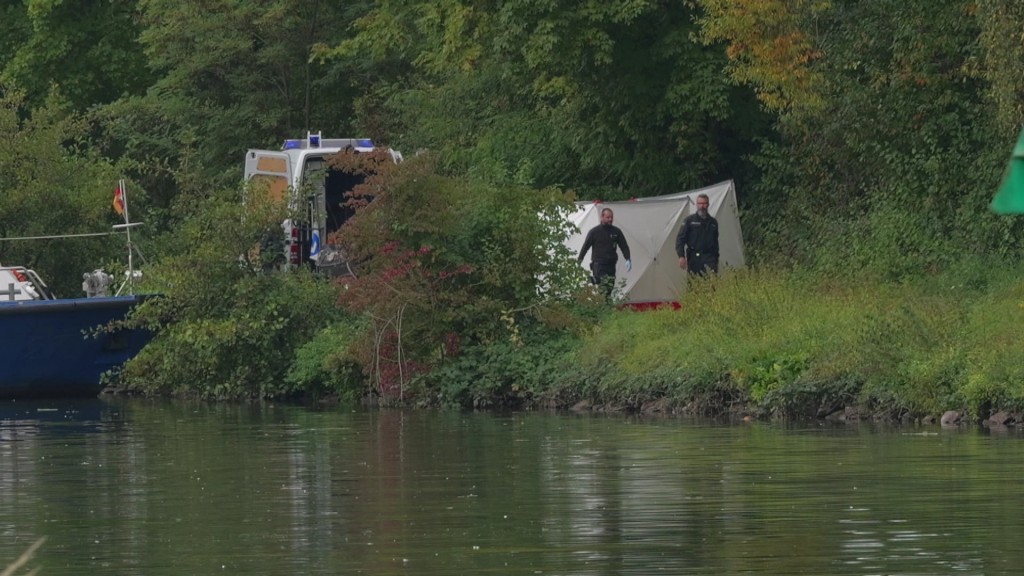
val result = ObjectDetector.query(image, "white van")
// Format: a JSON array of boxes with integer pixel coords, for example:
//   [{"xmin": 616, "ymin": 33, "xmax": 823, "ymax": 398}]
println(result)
[{"xmin": 243, "ymin": 132, "xmax": 401, "ymax": 274}]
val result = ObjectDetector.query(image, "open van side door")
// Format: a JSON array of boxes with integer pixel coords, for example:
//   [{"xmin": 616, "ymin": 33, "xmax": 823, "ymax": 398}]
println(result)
[{"xmin": 244, "ymin": 150, "xmax": 294, "ymax": 207}]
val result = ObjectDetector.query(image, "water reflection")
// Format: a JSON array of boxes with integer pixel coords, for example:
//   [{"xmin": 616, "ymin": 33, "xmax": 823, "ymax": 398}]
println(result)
[{"xmin": 0, "ymin": 404, "xmax": 1019, "ymax": 575}]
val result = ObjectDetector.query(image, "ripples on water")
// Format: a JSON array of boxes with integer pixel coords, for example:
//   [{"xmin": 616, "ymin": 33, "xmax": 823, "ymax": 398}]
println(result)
[{"xmin": 0, "ymin": 400, "xmax": 1018, "ymax": 575}]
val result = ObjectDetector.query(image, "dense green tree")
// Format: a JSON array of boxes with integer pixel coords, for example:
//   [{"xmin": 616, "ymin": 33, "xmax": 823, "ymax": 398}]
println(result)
[
  {"xmin": 1, "ymin": 0, "xmax": 152, "ymax": 110},
  {"xmin": 0, "ymin": 90, "xmax": 127, "ymax": 295},
  {"xmin": 93, "ymin": 0, "xmax": 370, "ymax": 218},
  {"xmin": 699, "ymin": 0, "xmax": 1019, "ymax": 275},
  {"xmin": 0, "ymin": 2, "xmax": 31, "ymax": 84},
  {"xmin": 977, "ymin": 0, "xmax": 1024, "ymax": 131},
  {"xmin": 323, "ymin": 0, "xmax": 770, "ymax": 198}
]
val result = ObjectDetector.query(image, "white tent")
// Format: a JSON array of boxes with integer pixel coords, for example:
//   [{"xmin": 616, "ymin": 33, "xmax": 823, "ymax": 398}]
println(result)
[{"xmin": 566, "ymin": 180, "xmax": 745, "ymax": 304}]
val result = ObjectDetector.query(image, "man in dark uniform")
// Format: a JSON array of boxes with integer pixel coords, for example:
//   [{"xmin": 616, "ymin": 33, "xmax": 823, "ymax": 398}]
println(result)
[
  {"xmin": 578, "ymin": 207, "xmax": 631, "ymax": 298},
  {"xmin": 675, "ymin": 193, "xmax": 719, "ymax": 276}
]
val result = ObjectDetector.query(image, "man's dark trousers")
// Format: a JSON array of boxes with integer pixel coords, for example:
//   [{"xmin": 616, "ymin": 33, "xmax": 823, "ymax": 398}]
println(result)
[{"xmin": 591, "ymin": 261, "xmax": 616, "ymax": 298}]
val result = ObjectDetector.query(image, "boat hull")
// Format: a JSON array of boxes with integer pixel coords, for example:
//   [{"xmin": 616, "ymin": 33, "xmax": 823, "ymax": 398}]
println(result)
[{"xmin": 0, "ymin": 296, "xmax": 151, "ymax": 398}]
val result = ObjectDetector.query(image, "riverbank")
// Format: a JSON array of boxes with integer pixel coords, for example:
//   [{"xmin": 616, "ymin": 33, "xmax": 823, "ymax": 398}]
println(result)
[
  {"xmin": 493, "ymin": 260, "xmax": 1024, "ymax": 424},
  {"xmin": 114, "ymin": 193, "xmax": 1024, "ymax": 425}
]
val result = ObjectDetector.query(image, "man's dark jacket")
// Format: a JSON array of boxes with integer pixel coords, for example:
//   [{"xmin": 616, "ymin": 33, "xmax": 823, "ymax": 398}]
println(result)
[
  {"xmin": 675, "ymin": 213, "xmax": 719, "ymax": 260},
  {"xmin": 578, "ymin": 224, "xmax": 630, "ymax": 265}
]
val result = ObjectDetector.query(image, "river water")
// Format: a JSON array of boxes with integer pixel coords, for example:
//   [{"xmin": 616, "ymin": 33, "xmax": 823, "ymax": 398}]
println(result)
[{"xmin": 0, "ymin": 399, "xmax": 1019, "ymax": 575}]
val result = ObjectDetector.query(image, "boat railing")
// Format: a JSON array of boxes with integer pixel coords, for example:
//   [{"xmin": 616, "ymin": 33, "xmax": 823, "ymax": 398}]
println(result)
[
  {"xmin": 0, "ymin": 266, "xmax": 54, "ymax": 302},
  {"xmin": 23, "ymin": 268, "xmax": 54, "ymax": 299}
]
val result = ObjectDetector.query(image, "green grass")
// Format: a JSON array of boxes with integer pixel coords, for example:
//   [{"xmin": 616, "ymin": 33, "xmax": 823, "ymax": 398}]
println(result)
[{"xmin": 558, "ymin": 260, "xmax": 1024, "ymax": 421}]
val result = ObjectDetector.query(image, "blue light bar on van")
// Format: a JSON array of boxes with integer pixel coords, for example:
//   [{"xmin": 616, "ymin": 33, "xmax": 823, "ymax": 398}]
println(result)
[
  {"xmin": 357, "ymin": 138, "xmax": 374, "ymax": 148},
  {"xmin": 283, "ymin": 139, "xmax": 302, "ymax": 150}
]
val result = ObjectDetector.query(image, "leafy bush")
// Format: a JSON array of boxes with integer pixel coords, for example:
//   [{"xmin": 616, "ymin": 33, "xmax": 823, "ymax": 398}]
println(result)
[
  {"xmin": 120, "ymin": 183, "xmax": 345, "ymax": 399},
  {"xmin": 330, "ymin": 151, "xmax": 588, "ymax": 402},
  {"xmin": 418, "ymin": 324, "xmax": 579, "ymax": 409},
  {"xmin": 287, "ymin": 319, "xmax": 367, "ymax": 404}
]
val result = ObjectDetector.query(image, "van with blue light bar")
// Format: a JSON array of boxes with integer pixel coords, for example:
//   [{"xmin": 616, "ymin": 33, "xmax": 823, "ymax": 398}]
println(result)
[{"xmin": 243, "ymin": 131, "xmax": 401, "ymax": 274}]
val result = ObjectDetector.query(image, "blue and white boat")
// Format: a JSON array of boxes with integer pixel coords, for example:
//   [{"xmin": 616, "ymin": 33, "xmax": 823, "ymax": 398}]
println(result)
[{"xmin": 0, "ymin": 265, "xmax": 150, "ymax": 398}]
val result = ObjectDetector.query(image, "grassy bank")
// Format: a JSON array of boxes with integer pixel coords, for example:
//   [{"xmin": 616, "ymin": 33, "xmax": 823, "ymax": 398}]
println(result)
[{"xmin": 541, "ymin": 259, "xmax": 1024, "ymax": 422}]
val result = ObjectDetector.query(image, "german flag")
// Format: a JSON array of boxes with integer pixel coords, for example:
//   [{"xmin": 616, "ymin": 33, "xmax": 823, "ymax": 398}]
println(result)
[{"xmin": 113, "ymin": 185, "xmax": 126, "ymax": 216}]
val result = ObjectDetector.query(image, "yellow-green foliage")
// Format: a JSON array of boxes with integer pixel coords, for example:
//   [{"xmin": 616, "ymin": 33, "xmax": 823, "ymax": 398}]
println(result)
[{"xmin": 568, "ymin": 262, "xmax": 1024, "ymax": 419}]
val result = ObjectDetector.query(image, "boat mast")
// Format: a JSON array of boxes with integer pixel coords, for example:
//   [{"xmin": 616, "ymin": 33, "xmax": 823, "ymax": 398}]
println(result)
[{"xmin": 113, "ymin": 178, "xmax": 141, "ymax": 296}]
